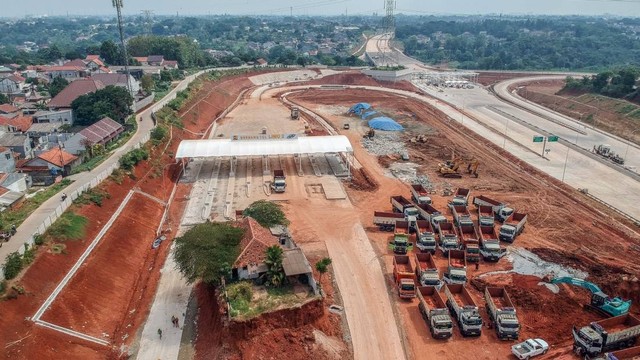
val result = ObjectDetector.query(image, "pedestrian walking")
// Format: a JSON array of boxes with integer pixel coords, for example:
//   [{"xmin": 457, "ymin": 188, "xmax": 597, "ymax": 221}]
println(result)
[
  {"xmin": 174, "ymin": 317, "xmax": 179, "ymax": 328},
  {"xmin": 157, "ymin": 328, "xmax": 162, "ymax": 339},
  {"xmin": 475, "ymin": 262, "xmax": 480, "ymax": 271}
]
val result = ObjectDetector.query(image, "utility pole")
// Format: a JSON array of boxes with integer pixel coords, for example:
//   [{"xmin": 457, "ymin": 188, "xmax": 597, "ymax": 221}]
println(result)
[{"xmin": 112, "ymin": 0, "xmax": 132, "ymax": 95}]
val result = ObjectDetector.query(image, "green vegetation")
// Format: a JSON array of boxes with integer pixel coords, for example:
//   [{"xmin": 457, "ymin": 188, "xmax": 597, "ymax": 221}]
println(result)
[
  {"xmin": 371, "ymin": 65, "xmax": 406, "ymax": 71},
  {"xmin": 0, "ymin": 93, "xmax": 8, "ymax": 105},
  {"xmin": 227, "ymin": 282, "xmax": 303, "ymax": 319},
  {"xmin": 243, "ymin": 200, "xmax": 290, "ymax": 228},
  {"xmin": 73, "ymin": 188, "xmax": 110, "ymax": 207},
  {"xmin": 0, "ymin": 280, "xmax": 6, "ymax": 295},
  {"xmin": 0, "ymin": 179, "xmax": 72, "ymax": 231},
  {"xmin": 2, "ymin": 252, "xmax": 23, "ymax": 280},
  {"xmin": 173, "ymin": 222, "xmax": 244, "ymax": 285},
  {"xmin": 72, "ymin": 85, "xmax": 134, "ymax": 125},
  {"xmin": 150, "ymin": 125, "xmax": 169, "ymax": 145},
  {"xmin": 44, "ymin": 212, "xmax": 88, "ymax": 241},
  {"xmin": 315, "ymin": 257, "xmax": 332, "ymax": 285},
  {"xmin": 264, "ymin": 245, "xmax": 285, "ymax": 288},
  {"xmin": 564, "ymin": 67, "xmax": 639, "ymax": 100},
  {"xmin": 127, "ymin": 35, "xmax": 208, "ymax": 68},
  {"xmin": 119, "ymin": 148, "xmax": 149, "ymax": 171},
  {"xmin": 48, "ymin": 77, "xmax": 69, "ymax": 98},
  {"xmin": 71, "ymin": 154, "xmax": 108, "ymax": 174},
  {"xmin": 140, "ymin": 74, "xmax": 155, "ymax": 94}
]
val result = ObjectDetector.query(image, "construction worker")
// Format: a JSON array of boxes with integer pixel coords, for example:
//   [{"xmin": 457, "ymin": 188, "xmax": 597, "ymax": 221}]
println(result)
[
  {"xmin": 157, "ymin": 328, "xmax": 162, "ymax": 339},
  {"xmin": 475, "ymin": 262, "xmax": 480, "ymax": 271}
]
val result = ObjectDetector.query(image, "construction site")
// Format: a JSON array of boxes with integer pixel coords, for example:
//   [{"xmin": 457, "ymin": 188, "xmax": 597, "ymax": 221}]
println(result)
[{"xmin": 1, "ymin": 63, "xmax": 640, "ymax": 360}]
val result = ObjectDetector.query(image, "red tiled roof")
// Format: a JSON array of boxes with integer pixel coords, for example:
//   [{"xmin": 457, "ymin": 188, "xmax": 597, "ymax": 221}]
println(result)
[
  {"xmin": 37, "ymin": 147, "xmax": 78, "ymax": 167},
  {"xmin": 0, "ymin": 104, "xmax": 19, "ymax": 114},
  {"xmin": 0, "ymin": 115, "xmax": 32, "ymax": 132},
  {"xmin": 163, "ymin": 60, "xmax": 178, "ymax": 67},
  {"xmin": 234, "ymin": 217, "xmax": 280, "ymax": 268},
  {"xmin": 64, "ymin": 59, "xmax": 88, "ymax": 68},
  {"xmin": 147, "ymin": 55, "xmax": 164, "ymax": 63},
  {"xmin": 88, "ymin": 58, "xmax": 105, "ymax": 67},
  {"xmin": 85, "ymin": 55, "xmax": 101, "ymax": 61},
  {"xmin": 257, "ymin": 58, "xmax": 267, "ymax": 65},
  {"xmin": 134, "ymin": 56, "xmax": 148, "ymax": 63},
  {"xmin": 0, "ymin": 146, "xmax": 9, "ymax": 153},
  {"xmin": 46, "ymin": 65, "xmax": 87, "ymax": 72},
  {"xmin": 0, "ymin": 187, "xmax": 8, "ymax": 197},
  {"xmin": 79, "ymin": 117, "xmax": 124, "ymax": 144},
  {"xmin": 48, "ymin": 79, "xmax": 105, "ymax": 108},
  {"xmin": 5, "ymin": 75, "xmax": 25, "ymax": 83}
]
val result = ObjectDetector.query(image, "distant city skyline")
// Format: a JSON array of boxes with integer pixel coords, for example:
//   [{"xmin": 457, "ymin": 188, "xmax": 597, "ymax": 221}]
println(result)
[{"xmin": 4, "ymin": 0, "xmax": 640, "ymax": 17}]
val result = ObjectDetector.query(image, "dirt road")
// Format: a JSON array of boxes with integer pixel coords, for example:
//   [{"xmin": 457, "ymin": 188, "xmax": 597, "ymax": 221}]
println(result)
[{"xmin": 286, "ymin": 197, "xmax": 406, "ymax": 360}]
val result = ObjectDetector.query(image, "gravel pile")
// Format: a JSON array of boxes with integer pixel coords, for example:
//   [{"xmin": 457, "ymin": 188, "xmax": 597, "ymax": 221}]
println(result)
[{"xmin": 361, "ymin": 132, "xmax": 406, "ymax": 156}]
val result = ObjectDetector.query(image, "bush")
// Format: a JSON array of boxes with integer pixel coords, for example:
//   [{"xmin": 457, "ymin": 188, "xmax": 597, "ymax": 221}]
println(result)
[
  {"xmin": 243, "ymin": 200, "xmax": 290, "ymax": 228},
  {"xmin": 33, "ymin": 233, "xmax": 44, "ymax": 246},
  {"xmin": 3, "ymin": 252, "xmax": 23, "ymax": 280},
  {"xmin": 151, "ymin": 125, "xmax": 168, "ymax": 144},
  {"xmin": 45, "ymin": 212, "xmax": 88, "ymax": 241},
  {"xmin": 228, "ymin": 281, "xmax": 253, "ymax": 303},
  {"xmin": 22, "ymin": 245, "xmax": 35, "ymax": 265},
  {"xmin": 119, "ymin": 148, "xmax": 149, "ymax": 170},
  {"xmin": 0, "ymin": 280, "xmax": 6, "ymax": 295}
]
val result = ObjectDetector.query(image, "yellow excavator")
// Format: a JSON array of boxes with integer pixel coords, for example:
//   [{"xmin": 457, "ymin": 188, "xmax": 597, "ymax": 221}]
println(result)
[
  {"xmin": 438, "ymin": 155, "xmax": 463, "ymax": 178},
  {"xmin": 466, "ymin": 158, "xmax": 479, "ymax": 178}
]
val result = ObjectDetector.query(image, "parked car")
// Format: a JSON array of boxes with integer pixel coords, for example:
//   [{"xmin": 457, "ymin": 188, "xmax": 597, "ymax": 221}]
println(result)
[{"xmin": 512, "ymin": 338, "xmax": 549, "ymax": 359}]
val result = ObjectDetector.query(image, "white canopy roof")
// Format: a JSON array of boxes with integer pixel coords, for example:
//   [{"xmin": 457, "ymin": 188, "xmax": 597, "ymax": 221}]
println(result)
[{"xmin": 175, "ymin": 135, "xmax": 353, "ymax": 159}]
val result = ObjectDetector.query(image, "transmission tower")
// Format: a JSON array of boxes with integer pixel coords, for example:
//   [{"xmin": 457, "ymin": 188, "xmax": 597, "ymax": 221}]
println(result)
[
  {"xmin": 112, "ymin": 0, "xmax": 132, "ymax": 95},
  {"xmin": 383, "ymin": 0, "xmax": 396, "ymax": 35},
  {"xmin": 141, "ymin": 9, "xmax": 154, "ymax": 36}
]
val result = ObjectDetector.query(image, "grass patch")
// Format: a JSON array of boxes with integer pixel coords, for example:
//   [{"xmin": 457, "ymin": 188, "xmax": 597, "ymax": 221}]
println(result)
[
  {"xmin": 73, "ymin": 188, "xmax": 111, "ymax": 207},
  {"xmin": 71, "ymin": 154, "xmax": 109, "ymax": 174},
  {"xmin": 44, "ymin": 212, "xmax": 88, "ymax": 241},
  {"xmin": 0, "ymin": 179, "xmax": 72, "ymax": 231},
  {"xmin": 227, "ymin": 283, "xmax": 307, "ymax": 319}
]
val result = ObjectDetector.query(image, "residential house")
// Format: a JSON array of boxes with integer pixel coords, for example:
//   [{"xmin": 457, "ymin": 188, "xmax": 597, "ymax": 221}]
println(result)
[
  {"xmin": 84, "ymin": 55, "xmax": 106, "ymax": 71},
  {"xmin": 0, "ymin": 66, "xmax": 13, "ymax": 78},
  {"xmin": 0, "ymin": 75, "xmax": 27, "ymax": 95},
  {"xmin": 46, "ymin": 65, "xmax": 89, "ymax": 81},
  {"xmin": 63, "ymin": 117, "xmax": 124, "ymax": 155},
  {"xmin": 90, "ymin": 73, "xmax": 140, "ymax": 95},
  {"xmin": 0, "ymin": 185, "xmax": 25, "ymax": 211},
  {"xmin": 48, "ymin": 79, "xmax": 105, "ymax": 118},
  {"xmin": 0, "ymin": 133, "xmax": 32, "ymax": 158},
  {"xmin": 256, "ymin": 58, "xmax": 268, "ymax": 67},
  {"xmin": 0, "ymin": 104, "xmax": 20, "ymax": 118},
  {"xmin": 232, "ymin": 217, "xmax": 281, "ymax": 280},
  {"xmin": 0, "ymin": 172, "xmax": 29, "ymax": 193},
  {"xmin": 0, "ymin": 115, "xmax": 32, "ymax": 133},
  {"xmin": 163, "ymin": 60, "xmax": 178, "ymax": 69},
  {"xmin": 0, "ymin": 146, "xmax": 16, "ymax": 174},
  {"xmin": 33, "ymin": 109, "xmax": 73, "ymax": 124},
  {"xmin": 133, "ymin": 57, "xmax": 148, "ymax": 65},
  {"xmin": 22, "ymin": 146, "xmax": 79, "ymax": 176},
  {"xmin": 147, "ymin": 55, "xmax": 165, "ymax": 66}
]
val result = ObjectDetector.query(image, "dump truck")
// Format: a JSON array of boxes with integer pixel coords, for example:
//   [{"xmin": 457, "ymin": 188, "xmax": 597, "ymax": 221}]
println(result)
[
  {"xmin": 271, "ymin": 170, "xmax": 286, "ymax": 193},
  {"xmin": 291, "ymin": 106, "xmax": 299, "ymax": 119},
  {"xmin": 499, "ymin": 213, "xmax": 527, "ymax": 243},
  {"xmin": 444, "ymin": 249, "xmax": 467, "ymax": 284},
  {"xmin": 416, "ymin": 203, "xmax": 447, "ymax": 229},
  {"xmin": 391, "ymin": 196, "xmax": 419, "ymax": 223},
  {"xmin": 445, "ymin": 283, "xmax": 483, "ymax": 336},
  {"xmin": 478, "ymin": 205, "xmax": 495, "ymax": 227},
  {"xmin": 573, "ymin": 314, "xmax": 640, "ymax": 357},
  {"xmin": 472, "ymin": 195, "xmax": 514, "ymax": 222},
  {"xmin": 393, "ymin": 255, "xmax": 416, "ymax": 299},
  {"xmin": 591, "ymin": 346, "xmax": 640, "ymax": 360},
  {"xmin": 437, "ymin": 222, "xmax": 460, "ymax": 255},
  {"xmin": 458, "ymin": 224, "xmax": 480, "ymax": 263},
  {"xmin": 373, "ymin": 211, "xmax": 404, "ymax": 231},
  {"xmin": 388, "ymin": 220, "xmax": 414, "ymax": 254},
  {"xmin": 411, "ymin": 184, "xmax": 432, "ymax": 205},
  {"xmin": 451, "ymin": 205, "xmax": 474, "ymax": 227},
  {"xmin": 450, "ymin": 188, "xmax": 470, "ymax": 206},
  {"xmin": 417, "ymin": 286, "xmax": 453, "ymax": 339},
  {"xmin": 485, "ymin": 287, "xmax": 520, "ymax": 340},
  {"xmin": 479, "ymin": 225, "xmax": 505, "ymax": 262},
  {"xmin": 415, "ymin": 253, "xmax": 441, "ymax": 287},
  {"xmin": 415, "ymin": 220, "xmax": 437, "ymax": 254}
]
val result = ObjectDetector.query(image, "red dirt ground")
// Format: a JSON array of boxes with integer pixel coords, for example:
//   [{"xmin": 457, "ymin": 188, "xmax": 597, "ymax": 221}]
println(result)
[
  {"xmin": 305, "ymin": 71, "xmax": 420, "ymax": 93},
  {"xmin": 290, "ymin": 88, "xmax": 640, "ymax": 359}
]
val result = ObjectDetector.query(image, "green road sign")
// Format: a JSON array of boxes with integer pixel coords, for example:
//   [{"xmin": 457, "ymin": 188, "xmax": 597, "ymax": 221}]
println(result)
[
  {"xmin": 548, "ymin": 136, "xmax": 559, "ymax": 142},
  {"xmin": 533, "ymin": 136, "xmax": 544, "ymax": 143}
]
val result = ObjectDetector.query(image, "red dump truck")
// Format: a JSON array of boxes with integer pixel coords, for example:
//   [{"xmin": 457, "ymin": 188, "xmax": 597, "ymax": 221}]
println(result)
[
  {"xmin": 458, "ymin": 224, "xmax": 480, "ymax": 263},
  {"xmin": 415, "ymin": 253, "xmax": 441, "ymax": 287},
  {"xmin": 479, "ymin": 225, "xmax": 505, "ymax": 262},
  {"xmin": 417, "ymin": 286, "xmax": 453, "ymax": 339},
  {"xmin": 478, "ymin": 205, "xmax": 495, "ymax": 227},
  {"xmin": 473, "ymin": 195, "xmax": 514, "ymax": 222},
  {"xmin": 388, "ymin": 220, "xmax": 413, "ymax": 254},
  {"xmin": 598, "ymin": 346, "xmax": 640, "ymax": 360},
  {"xmin": 485, "ymin": 287, "xmax": 520, "ymax": 340},
  {"xmin": 415, "ymin": 220, "xmax": 437, "ymax": 254},
  {"xmin": 573, "ymin": 314, "xmax": 640, "ymax": 357},
  {"xmin": 444, "ymin": 249, "xmax": 467, "ymax": 285},
  {"xmin": 451, "ymin": 205, "xmax": 474, "ymax": 227},
  {"xmin": 437, "ymin": 222, "xmax": 460, "ymax": 255},
  {"xmin": 416, "ymin": 203, "xmax": 447, "ymax": 229},
  {"xmin": 444, "ymin": 283, "xmax": 483, "ymax": 336},
  {"xmin": 410, "ymin": 184, "xmax": 432, "ymax": 205},
  {"xmin": 391, "ymin": 196, "xmax": 419, "ymax": 222},
  {"xmin": 499, "ymin": 212, "xmax": 527, "ymax": 243},
  {"xmin": 393, "ymin": 255, "xmax": 416, "ymax": 299},
  {"xmin": 450, "ymin": 188, "xmax": 470, "ymax": 206},
  {"xmin": 373, "ymin": 211, "xmax": 404, "ymax": 231}
]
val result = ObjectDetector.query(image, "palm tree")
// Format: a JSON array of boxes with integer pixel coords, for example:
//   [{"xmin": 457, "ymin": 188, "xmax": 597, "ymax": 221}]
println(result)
[
  {"xmin": 264, "ymin": 245, "xmax": 285, "ymax": 287},
  {"xmin": 315, "ymin": 257, "xmax": 332, "ymax": 295}
]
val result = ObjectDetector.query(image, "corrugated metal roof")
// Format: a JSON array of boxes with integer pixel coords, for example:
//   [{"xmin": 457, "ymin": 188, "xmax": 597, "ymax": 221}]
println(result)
[
  {"xmin": 282, "ymin": 248, "xmax": 312, "ymax": 276},
  {"xmin": 175, "ymin": 135, "xmax": 353, "ymax": 159}
]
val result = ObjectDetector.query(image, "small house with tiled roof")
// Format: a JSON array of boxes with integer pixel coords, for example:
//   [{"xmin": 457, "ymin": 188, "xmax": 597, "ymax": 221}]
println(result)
[
  {"xmin": 22, "ymin": 146, "xmax": 79, "ymax": 176},
  {"xmin": 48, "ymin": 78, "xmax": 105, "ymax": 111},
  {"xmin": 0, "ymin": 115, "xmax": 32, "ymax": 132},
  {"xmin": 0, "ymin": 75, "xmax": 27, "ymax": 95},
  {"xmin": 0, "ymin": 104, "xmax": 20, "ymax": 117},
  {"xmin": 233, "ymin": 217, "xmax": 281, "ymax": 280},
  {"xmin": 84, "ymin": 55, "xmax": 106, "ymax": 70}
]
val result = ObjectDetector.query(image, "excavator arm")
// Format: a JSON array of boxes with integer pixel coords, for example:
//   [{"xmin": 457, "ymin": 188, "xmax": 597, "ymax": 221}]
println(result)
[{"xmin": 549, "ymin": 277, "xmax": 602, "ymax": 294}]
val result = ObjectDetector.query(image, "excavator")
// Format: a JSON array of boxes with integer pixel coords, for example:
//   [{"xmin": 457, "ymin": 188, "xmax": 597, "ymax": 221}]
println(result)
[
  {"xmin": 466, "ymin": 158, "xmax": 479, "ymax": 178},
  {"xmin": 438, "ymin": 156, "xmax": 463, "ymax": 178},
  {"xmin": 544, "ymin": 276, "xmax": 631, "ymax": 317}
]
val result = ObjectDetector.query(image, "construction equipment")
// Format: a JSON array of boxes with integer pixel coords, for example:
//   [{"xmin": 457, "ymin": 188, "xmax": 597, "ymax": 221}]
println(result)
[
  {"xmin": 466, "ymin": 158, "xmax": 479, "ymax": 177},
  {"xmin": 438, "ymin": 156, "xmax": 463, "ymax": 178},
  {"xmin": 415, "ymin": 253, "xmax": 441, "ymax": 286},
  {"xmin": 415, "ymin": 220, "xmax": 437, "ymax": 254},
  {"xmin": 290, "ymin": 107, "xmax": 299, "ymax": 120},
  {"xmin": 363, "ymin": 129, "xmax": 375, "ymax": 139},
  {"xmin": 443, "ymin": 249, "xmax": 467, "ymax": 284},
  {"xmin": 271, "ymin": 170, "xmax": 286, "ymax": 193},
  {"xmin": 573, "ymin": 314, "xmax": 640, "ymax": 357},
  {"xmin": 373, "ymin": 211, "xmax": 404, "ymax": 231},
  {"xmin": 417, "ymin": 286, "xmax": 453, "ymax": 339},
  {"xmin": 437, "ymin": 222, "xmax": 460, "ymax": 256},
  {"xmin": 499, "ymin": 213, "xmax": 527, "ymax": 243},
  {"xmin": 478, "ymin": 225, "xmax": 506, "ymax": 262},
  {"xmin": 410, "ymin": 184, "xmax": 432, "ymax": 205},
  {"xmin": 451, "ymin": 205, "xmax": 473, "ymax": 227},
  {"xmin": 393, "ymin": 255, "xmax": 416, "ymax": 299},
  {"xmin": 594, "ymin": 144, "xmax": 626, "ymax": 165},
  {"xmin": 546, "ymin": 277, "xmax": 631, "ymax": 317},
  {"xmin": 390, "ymin": 196, "xmax": 419, "ymax": 223},
  {"xmin": 485, "ymin": 287, "xmax": 520, "ymax": 340},
  {"xmin": 388, "ymin": 220, "xmax": 414, "ymax": 254},
  {"xmin": 415, "ymin": 203, "xmax": 447, "ymax": 230},
  {"xmin": 450, "ymin": 188, "xmax": 470, "ymax": 206},
  {"xmin": 444, "ymin": 283, "xmax": 483, "ymax": 336},
  {"xmin": 472, "ymin": 195, "xmax": 514, "ymax": 222}
]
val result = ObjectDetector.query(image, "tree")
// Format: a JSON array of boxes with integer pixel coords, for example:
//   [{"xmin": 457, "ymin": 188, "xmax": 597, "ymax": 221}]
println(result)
[
  {"xmin": 71, "ymin": 85, "xmax": 133, "ymax": 125},
  {"xmin": 243, "ymin": 200, "xmax": 289, "ymax": 228},
  {"xmin": 48, "ymin": 77, "xmax": 69, "ymax": 98},
  {"xmin": 0, "ymin": 93, "xmax": 8, "ymax": 105},
  {"xmin": 264, "ymin": 245, "xmax": 285, "ymax": 287},
  {"xmin": 315, "ymin": 257, "xmax": 332, "ymax": 285},
  {"xmin": 140, "ymin": 74, "xmax": 155, "ymax": 94},
  {"xmin": 173, "ymin": 222, "xmax": 245, "ymax": 285},
  {"xmin": 100, "ymin": 40, "xmax": 122, "ymax": 65}
]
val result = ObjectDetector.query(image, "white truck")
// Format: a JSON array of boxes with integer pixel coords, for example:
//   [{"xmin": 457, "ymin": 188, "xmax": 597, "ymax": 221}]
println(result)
[
  {"xmin": 573, "ymin": 314, "xmax": 640, "ymax": 358},
  {"xmin": 485, "ymin": 287, "xmax": 520, "ymax": 340},
  {"xmin": 416, "ymin": 203, "xmax": 447, "ymax": 230},
  {"xmin": 472, "ymin": 195, "xmax": 514, "ymax": 222},
  {"xmin": 499, "ymin": 212, "xmax": 527, "ymax": 243},
  {"xmin": 373, "ymin": 211, "xmax": 404, "ymax": 231},
  {"xmin": 415, "ymin": 253, "xmax": 441, "ymax": 287},
  {"xmin": 417, "ymin": 286, "xmax": 453, "ymax": 339},
  {"xmin": 451, "ymin": 205, "xmax": 474, "ymax": 227},
  {"xmin": 271, "ymin": 170, "xmax": 286, "ymax": 193},
  {"xmin": 391, "ymin": 196, "xmax": 419, "ymax": 223},
  {"xmin": 443, "ymin": 249, "xmax": 467, "ymax": 285},
  {"xmin": 410, "ymin": 184, "xmax": 432, "ymax": 205},
  {"xmin": 415, "ymin": 220, "xmax": 437, "ymax": 254},
  {"xmin": 449, "ymin": 188, "xmax": 470, "ymax": 206},
  {"xmin": 512, "ymin": 339, "xmax": 549, "ymax": 359},
  {"xmin": 444, "ymin": 283, "xmax": 483, "ymax": 336},
  {"xmin": 477, "ymin": 205, "xmax": 495, "ymax": 227},
  {"xmin": 437, "ymin": 222, "xmax": 460, "ymax": 255},
  {"xmin": 478, "ymin": 225, "xmax": 505, "ymax": 262}
]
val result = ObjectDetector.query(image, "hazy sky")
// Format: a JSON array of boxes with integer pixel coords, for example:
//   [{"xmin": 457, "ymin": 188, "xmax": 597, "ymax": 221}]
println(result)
[{"xmin": 7, "ymin": 0, "xmax": 640, "ymax": 17}]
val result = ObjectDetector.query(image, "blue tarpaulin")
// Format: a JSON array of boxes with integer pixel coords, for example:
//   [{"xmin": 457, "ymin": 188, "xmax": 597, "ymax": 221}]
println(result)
[
  {"xmin": 368, "ymin": 117, "xmax": 403, "ymax": 131},
  {"xmin": 349, "ymin": 103, "xmax": 371, "ymax": 115},
  {"xmin": 361, "ymin": 110, "xmax": 378, "ymax": 120}
]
